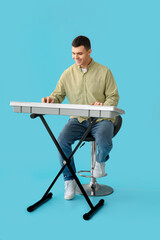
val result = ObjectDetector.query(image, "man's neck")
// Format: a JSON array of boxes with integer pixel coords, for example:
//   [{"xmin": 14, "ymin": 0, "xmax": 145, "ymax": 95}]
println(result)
[{"xmin": 80, "ymin": 58, "xmax": 92, "ymax": 69}]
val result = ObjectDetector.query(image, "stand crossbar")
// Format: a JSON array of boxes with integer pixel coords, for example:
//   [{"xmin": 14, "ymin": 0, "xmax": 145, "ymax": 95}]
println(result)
[{"xmin": 27, "ymin": 114, "xmax": 104, "ymax": 220}]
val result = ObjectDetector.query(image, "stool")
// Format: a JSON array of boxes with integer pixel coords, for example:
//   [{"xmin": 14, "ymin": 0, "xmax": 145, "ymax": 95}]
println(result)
[{"xmin": 76, "ymin": 116, "xmax": 122, "ymax": 196}]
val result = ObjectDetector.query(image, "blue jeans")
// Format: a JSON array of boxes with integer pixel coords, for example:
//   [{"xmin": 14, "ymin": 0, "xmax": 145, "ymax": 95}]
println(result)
[{"xmin": 57, "ymin": 118, "xmax": 114, "ymax": 181}]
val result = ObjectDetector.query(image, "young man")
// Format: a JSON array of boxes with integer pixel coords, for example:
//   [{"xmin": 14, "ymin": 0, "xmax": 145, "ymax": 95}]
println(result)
[{"xmin": 42, "ymin": 36, "xmax": 119, "ymax": 200}]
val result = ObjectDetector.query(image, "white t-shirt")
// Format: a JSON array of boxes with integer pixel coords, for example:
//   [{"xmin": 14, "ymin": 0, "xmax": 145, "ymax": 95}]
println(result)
[{"xmin": 81, "ymin": 68, "xmax": 87, "ymax": 73}]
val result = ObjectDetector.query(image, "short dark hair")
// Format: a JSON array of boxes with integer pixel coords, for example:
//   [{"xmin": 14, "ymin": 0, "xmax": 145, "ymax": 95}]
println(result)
[{"xmin": 72, "ymin": 36, "xmax": 91, "ymax": 50}]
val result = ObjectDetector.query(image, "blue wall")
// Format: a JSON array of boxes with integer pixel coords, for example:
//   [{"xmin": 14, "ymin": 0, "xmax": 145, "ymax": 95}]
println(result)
[{"xmin": 0, "ymin": 0, "xmax": 160, "ymax": 239}]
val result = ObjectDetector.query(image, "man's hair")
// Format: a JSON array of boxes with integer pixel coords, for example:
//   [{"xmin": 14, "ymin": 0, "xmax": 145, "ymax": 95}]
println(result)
[{"xmin": 72, "ymin": 36, "xmax": 91, "ymax": 50}]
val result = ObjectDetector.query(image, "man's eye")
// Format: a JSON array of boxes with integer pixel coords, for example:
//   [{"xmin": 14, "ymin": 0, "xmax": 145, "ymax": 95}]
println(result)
[{"xmin": 72, "ymin": 53, "xmax": 83, "ymax": 56}]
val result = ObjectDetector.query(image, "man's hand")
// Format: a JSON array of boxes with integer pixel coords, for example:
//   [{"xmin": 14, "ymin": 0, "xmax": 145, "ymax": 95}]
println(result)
[
  {"xmin": 41, "ymin": 97, "xmax": 55, "ymax": 103},
  {"xmin": 91, "ymin": 102, "xmax": 104, "ymax": 106}
]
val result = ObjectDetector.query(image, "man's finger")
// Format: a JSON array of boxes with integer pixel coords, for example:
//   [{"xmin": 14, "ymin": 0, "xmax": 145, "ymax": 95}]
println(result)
[
  {"xmin": 41, "ymin": 97, "xmax": 46, "ymax": 103},
  {"xmin": 91, "ymin": 102, "xmax": 104, "ymax": 106}
]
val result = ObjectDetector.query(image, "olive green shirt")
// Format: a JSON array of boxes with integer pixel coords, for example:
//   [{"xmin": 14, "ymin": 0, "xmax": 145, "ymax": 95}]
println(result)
[{"xmin": 50, "ymin": 59, "xmax": 119, "ymax": 123}]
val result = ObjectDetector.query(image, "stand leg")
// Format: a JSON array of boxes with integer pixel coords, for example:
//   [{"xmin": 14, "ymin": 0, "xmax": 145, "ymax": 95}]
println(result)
[
  {"xmin": 27, "ymin": 165, "xmax": 66, "ymax": 212},
  {"xmin": 27, "ymin": 193, "xmax": 53, "ymax": 212},
  {"xmin": 67, "ymin": 162, "xmax": 104, "ymax": 220},
  {"xmin": 83, "ymin": 199, "xmax": 104, "ymax": 220}
]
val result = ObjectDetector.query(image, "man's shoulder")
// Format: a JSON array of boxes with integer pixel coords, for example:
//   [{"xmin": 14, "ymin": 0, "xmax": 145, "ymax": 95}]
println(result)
[
  {"xmin": 63, "ymin": 63, "xmax": 76, "ymax": 73},
  {"xmin": 94, "ymin": 61, "xmax": 110, "ymax": 71},
  {"xmin": 60, "ymin": 64, "xmax": 76, "ymax": 78}
]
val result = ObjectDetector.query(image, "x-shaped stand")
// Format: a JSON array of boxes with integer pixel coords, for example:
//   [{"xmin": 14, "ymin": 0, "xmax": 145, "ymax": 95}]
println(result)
[{"xmin": 27, "ymin": 114, "xmax": 104, "ymax": 220}]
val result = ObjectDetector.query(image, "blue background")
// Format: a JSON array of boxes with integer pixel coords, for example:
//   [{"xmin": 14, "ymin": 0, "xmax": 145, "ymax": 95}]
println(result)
[{"xmin": 0, "ymin": 0, "xmax": 160, "ymax": 239}]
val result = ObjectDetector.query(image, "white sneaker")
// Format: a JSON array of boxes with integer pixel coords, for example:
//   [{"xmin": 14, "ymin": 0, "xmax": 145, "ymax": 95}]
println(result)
[
  {"xmin": 64, "ymin": 179, "xmax": 76, "ymax": 200},
  {"xmin": 93, "ymin": 162, "xmax": 107, "ymax": 178}
]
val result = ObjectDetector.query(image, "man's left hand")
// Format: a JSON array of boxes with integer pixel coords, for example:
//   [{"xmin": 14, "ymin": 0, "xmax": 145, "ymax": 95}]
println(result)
[{"xmin": 91, "ymin": 102, "xmax": 104, "ymax": 106}]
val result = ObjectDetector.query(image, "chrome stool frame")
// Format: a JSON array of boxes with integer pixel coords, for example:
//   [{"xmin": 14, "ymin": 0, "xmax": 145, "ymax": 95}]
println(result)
[{"xmin": 76, "ymin": 116, "xmax": 122, "ymax": 196}]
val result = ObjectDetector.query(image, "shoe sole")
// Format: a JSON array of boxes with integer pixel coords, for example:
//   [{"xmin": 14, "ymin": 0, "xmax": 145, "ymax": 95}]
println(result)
[{"xmin": 64, "ymin": 195, "xmax": 75, "ymax": 200}]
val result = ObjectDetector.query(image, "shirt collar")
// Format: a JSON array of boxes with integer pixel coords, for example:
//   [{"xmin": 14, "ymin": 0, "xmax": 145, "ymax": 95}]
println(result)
[{"xmin": 77, "ymin": 58, "xmax": 95, "ymax": 72}]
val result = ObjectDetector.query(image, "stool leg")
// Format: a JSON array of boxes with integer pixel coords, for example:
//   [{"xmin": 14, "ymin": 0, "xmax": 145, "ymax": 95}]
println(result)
[
  {"xmin": 90, "ymin": 141, "xmax": 97, "ymax": 196},
  {"xmin": 76, "ymin": 141, "xmax": 114, "ymax": 196}
]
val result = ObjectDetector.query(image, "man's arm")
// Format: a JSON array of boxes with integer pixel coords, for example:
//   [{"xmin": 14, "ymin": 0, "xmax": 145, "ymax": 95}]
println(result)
[
  {"xmin": 91, "ymin": 69, "xmax": 119, "ymax": 106},
  {"xmin": 103, "ymin": 69, "xmax": 119, "ymax": 106},
  {"xmin": 41, "ymin": 73, "xmax": 66, "ymax": 104}
]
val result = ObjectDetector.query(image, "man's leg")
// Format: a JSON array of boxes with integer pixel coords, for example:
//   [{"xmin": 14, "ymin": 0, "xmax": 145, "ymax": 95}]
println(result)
[
  {"xmin": 57, "ymin": 118, "xmax": 88, "ymax": 199},
  {"xmin": 90, "ymin": 120, "xmax": 114, "ymax": 177}
]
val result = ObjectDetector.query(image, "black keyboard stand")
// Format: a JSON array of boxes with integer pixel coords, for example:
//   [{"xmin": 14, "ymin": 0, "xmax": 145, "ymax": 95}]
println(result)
[{"xmin": 27, "ymin": 114, "xmax": 104, "ymax": 220}]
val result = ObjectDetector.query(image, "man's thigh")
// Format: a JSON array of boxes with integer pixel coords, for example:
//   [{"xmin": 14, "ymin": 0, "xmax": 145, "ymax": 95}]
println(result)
[
  {"xmin": 58, "ymin": 118, "xmax": 88, "ymax": 144},
  {"xmin": 90, "ymin": 120, "xmax": 114, "ymax": 144}
]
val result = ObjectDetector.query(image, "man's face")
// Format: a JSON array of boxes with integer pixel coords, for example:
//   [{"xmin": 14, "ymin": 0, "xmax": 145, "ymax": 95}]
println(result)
[{"xmin": 72, "ymin": 45, "xmax": 91, "ymax": 68}]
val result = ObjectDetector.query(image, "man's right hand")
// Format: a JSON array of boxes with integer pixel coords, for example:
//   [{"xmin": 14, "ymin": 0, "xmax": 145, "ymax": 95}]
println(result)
[{"xmin": 41, "ymin": 97, "xmax": 55, "ymax": 103}]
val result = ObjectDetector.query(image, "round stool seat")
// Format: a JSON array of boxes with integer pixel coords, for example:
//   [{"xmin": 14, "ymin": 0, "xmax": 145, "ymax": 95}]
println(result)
[{"xmin": 85, "ymin": 133, "xmax": 95, "ymax": 142}]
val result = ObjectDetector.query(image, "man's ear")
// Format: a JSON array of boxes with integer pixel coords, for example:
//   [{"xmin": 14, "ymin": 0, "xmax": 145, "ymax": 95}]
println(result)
[{"xmin": 88, "ymin": 49, "xmax": 92, "ymax": 55}]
